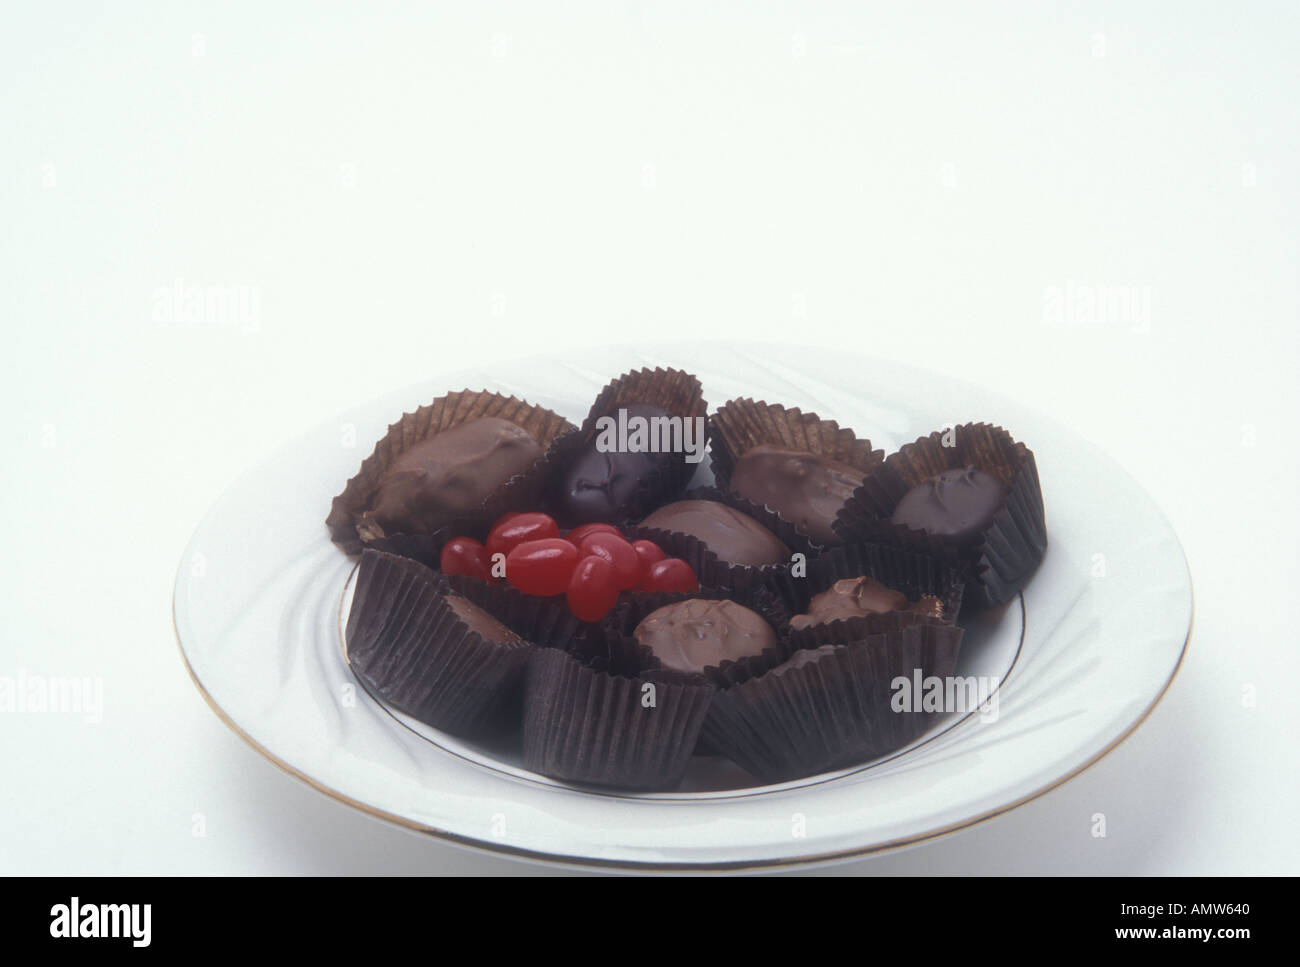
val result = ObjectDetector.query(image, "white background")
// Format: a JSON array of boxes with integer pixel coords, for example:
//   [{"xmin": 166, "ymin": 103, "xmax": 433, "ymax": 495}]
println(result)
[{"xmin": 2, "ymin": 2, "xmax": 1297, "ymax": 874}]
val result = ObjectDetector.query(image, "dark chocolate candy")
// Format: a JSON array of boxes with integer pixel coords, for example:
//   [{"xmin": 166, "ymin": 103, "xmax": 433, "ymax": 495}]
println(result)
[
  {"xmin": 556, "ymin": 403, "xmax": 670, "ymax": 524},
  {"xmin": 365, "ymin": 417, "xmax": 541, "ymax": 534},
  {"xmin": 634, "ymin": 598, "xmax": 776, "ymax": 676},
  {"xmin": 890, "ymin": 466, "xmax": 1005, "ymax": 542},
  {"xmin": 789, "ymin": 576, "xmax": 945, "ymax": 630},
  {"xmin": 639, "ymin": 499, "xmax": 790, "ymax": 567},
  {"xmin": 728, "ymin": 444, "xmax": 864, "ymax": 544},
  {"xmin": 444, "ymin": 593, "xmax": 524, "ymax": 644}
]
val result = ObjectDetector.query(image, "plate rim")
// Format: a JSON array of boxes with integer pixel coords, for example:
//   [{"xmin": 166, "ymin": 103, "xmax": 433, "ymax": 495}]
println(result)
[{"xmin": 172, "ymin": 342, "xmax": 1194, "ymax": 872}]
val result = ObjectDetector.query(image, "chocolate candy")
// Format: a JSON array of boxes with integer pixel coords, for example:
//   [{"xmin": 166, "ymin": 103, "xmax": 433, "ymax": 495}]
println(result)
[
  {"xmin": 555, "ymin": 403, "xmax": 671, "ymax": 524},
  {"xmin": 789, "ymin": 576, "xmax": 944, "ymax": 629},
  {"xmin": 365, "ymin": 417, "xmax": 541, "ymax": 534},
  {"xmin": 890, "ymin": 466, "xmax": 1005, "ymax": 542},
  {"xmin": 639, "ymin": 499, "xmax": 790, "ymax": 567},
  {"xmin": 909, "ymin": 595, "xmax": 945, "ymax": 620},
  {"xmin": 444, "ymin": 593, "xmax": 524, "ymax": 644},
  {"xmin": 728, "ymin": 444, "xmax": 864, "ymax": 544},
  {"xmin": 634, "ymin": 599, "xmax": 776, "ymax": 675}
]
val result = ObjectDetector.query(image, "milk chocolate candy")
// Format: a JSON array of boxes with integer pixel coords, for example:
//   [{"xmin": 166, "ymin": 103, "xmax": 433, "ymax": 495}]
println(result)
[
  {"xmin": 766, "ymin": 541, "xmax": 965, "ymax": 627},
  {"xmin": 639, "ymin": 499, "xmax": 790, "ymax": 567},
  {"xmin": 788, "ymin": 576, "xmax": 946, "ymax": 629},
  {"xmin": 728, "ymin": 444, "xmax": 866, "ymax": 545},
  {"xmin": 327, "ymin": 390, "xmax": 575, "ymax": 555},
  {"xmin": 363, "ymin": 417, "xmax": 542, "ymax": 535},
  {"xmin": 708, "ymin": 397, "xmax": 884, "ymax": 545},
  {"xmin": 633, "ymin": 598, "xmax": 777, "ymax": 676}
]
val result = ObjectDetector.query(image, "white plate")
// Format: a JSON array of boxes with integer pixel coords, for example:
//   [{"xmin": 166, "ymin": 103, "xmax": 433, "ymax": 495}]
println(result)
[{"xmin": 173, "ymin": 342, "xmax": 1192, "ymax": 871}]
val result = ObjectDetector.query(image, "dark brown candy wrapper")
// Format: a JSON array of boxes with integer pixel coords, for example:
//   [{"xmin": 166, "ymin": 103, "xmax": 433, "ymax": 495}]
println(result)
[
  {"xmin": 443, "ymin": 574, "xmax": 593, "ymax": 651},
  {"xmin": 522, "ymin": 647, "xmax": 714, "ymax": 790},
  {"xmin": 700, "ymin": 611, "xmax": 964, "ymax": 784},
  {"xmin": 833, "ymin": 422, "xmax": 1046, "ymax": 609},
  {"xmin": 345, "ymin": 550, "xmax": 534, "ymax": 737}
]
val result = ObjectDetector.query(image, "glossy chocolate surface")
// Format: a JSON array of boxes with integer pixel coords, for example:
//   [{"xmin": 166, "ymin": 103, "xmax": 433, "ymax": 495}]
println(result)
[
  {"xmin": 634, "ymin": 598, "xmax": 776, "ymax": 675},
  {"xmin": 890, "ymin": 466, "xmax": 1005, "ymax": 542},
  {"xmin": 639, "ymin": 499, "xmax": 790, "ymax": 567},
  {"xmin": 365, "ymin": 417, "xmax": 541, "ymax": 534},
  {"xmin": 556, "ymin": 403, "xmax": 670, "ymax": 524},
  {"xmin": 728, "ymin": 444, "xmax": 864, "ymax": 544}
]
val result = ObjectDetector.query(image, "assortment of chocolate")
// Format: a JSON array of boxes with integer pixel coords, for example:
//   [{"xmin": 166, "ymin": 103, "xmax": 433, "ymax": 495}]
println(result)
[{"xmin": 330, "ymin": 367, "xmax": 1047, "ymax": 790}]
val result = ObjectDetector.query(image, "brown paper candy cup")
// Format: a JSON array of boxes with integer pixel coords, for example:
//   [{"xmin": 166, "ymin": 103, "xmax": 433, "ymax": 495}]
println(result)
[
  {"xmin": 345, "ymin": 550, "xmax": 540, "ymax": 737},
  {"xmin": 442, "ymin": 574, "xmax": 594, "ymax": 652},
  {"xmin": 595, "ymin": 588, "xmax": 787, "ymax": 760},
  {"xmin": 326, "ymin": 389, "xmax": 577, "ymax": 556},
  {"xmin": 832, "ymin": 422, "xmax": 1046, "ymax": 610},
  {"xmin": 700, "ymin": 611, "xmax": 965, "ymax": 784},
  {"xmin": 766, "ymin": 540, "xmax": 965, "ymax": 626},
  {"xmin": 709, "ymin": 397, "xmax": 885, "ymax": 545},
  {"xmin": 542, "ymin": 367, "xmax": 708, "ymax": 528},
  {"xmin": 522, "ymin": 647, "xmax": 715, "ymax": 790}
]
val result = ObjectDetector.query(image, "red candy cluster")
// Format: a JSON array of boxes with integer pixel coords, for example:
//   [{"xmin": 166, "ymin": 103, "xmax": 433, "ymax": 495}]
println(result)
[{"xmin": 439, "ymin": 512, "xmax": 698, "ymax": 622}]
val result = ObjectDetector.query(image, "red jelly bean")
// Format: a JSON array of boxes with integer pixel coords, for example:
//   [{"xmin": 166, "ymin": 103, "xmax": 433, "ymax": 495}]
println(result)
[
  {"xmin": 487, "ymin": 512, "xmax": 559, "ymax": 559},
  {"xmin": 505, "ymin": 538, "xmax": 579, "ymax": 596},
  {"xmin": 439, "ymin": 536, "xmax": 491, "ymax": 581},
  {"xmin": 631, "ymin": 540, "xmax": 666, "ymax": 579},
  {"xmin": 643, "ymin": 558, "xmax": 699, "ymax": 593},
  {"xmin": 578, "ymin": 533, "xmax": 642, "ymax": 590},
  {"xmin": 566, "ymin": 555, "xmax": 620, "ymax": 622},
  {"xmin": 565, "ymin": 522, "xmax": 623, "ymax": 546},
  {"xmin": 490, "ymin": 511, "xmax": 521, "ymax": 531}
]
